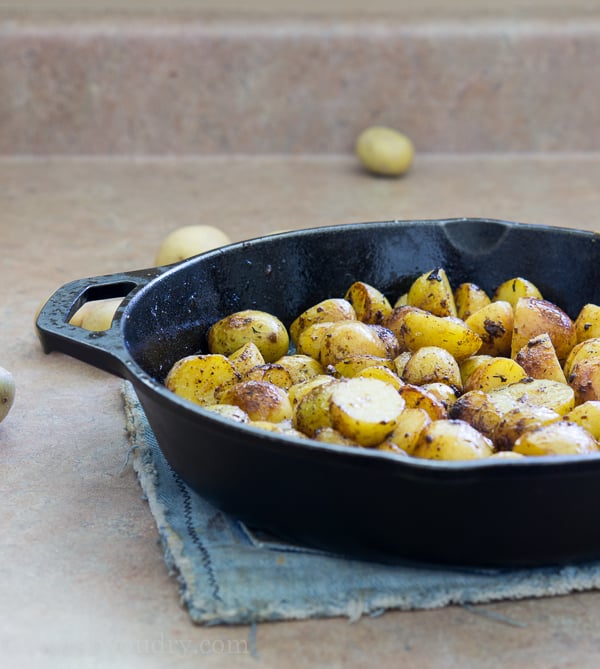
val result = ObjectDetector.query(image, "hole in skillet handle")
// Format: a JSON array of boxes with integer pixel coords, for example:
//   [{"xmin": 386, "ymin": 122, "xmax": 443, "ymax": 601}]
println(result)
[{"xmin": 35, "ymin": 268, "xmax": 162, "ymax": 379}]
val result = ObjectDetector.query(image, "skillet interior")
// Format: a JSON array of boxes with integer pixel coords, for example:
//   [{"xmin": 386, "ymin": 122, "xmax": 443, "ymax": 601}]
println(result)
[{"xmin": 118, "ymin": 219, "xmax": 600, "ymax": 567}]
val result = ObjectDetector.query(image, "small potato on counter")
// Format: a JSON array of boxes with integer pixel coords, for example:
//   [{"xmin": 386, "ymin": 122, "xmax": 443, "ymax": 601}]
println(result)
[
  {"xmin": 155, "ymin": 225, "xmax": 232, "ymax": 265},
  {"xmin": 355, "ymin": 126, "xmax": 414, "ymax": 177},
  {"xmin": 0, "ymin": 366, "xmax": 15, "ymax": 423},
  {"xmin": 69, "ymin": 297, "xmax": 123, "ymax": 331}
]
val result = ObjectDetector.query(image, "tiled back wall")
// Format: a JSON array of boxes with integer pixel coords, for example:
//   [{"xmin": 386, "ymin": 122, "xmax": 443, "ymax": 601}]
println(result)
[{"xmin": 2, "ymin": 17, "xmax": 600, "ymax": 154}]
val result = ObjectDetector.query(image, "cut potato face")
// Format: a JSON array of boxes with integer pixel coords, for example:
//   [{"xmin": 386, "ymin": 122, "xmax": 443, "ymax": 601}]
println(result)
[
  {"xmin": 514, "ymin": 333, "xmax": 566, "ymax": 384},
  {"xmin": 400, "ymin": 311, "xmax": 482, "ymax": 361},
  {"xmin": 407, "ymin": 268, "xmax": 457, "ymax": 317},
  {"xmin": 454, "ymin": 282, "xmax": 491, "ymax": 321},
  {"xmin": 463, "ymin": 357, "xmax": 527, "ymax": 393},
  {"xmin": 330, "ymin": 377, "xmax": 406, "ymax": 447},
  {"xmin": 566, "ymin": 401, "xmax": 600, "ymax": 439},
  {"xmin": 384, "ymin": 407, "xmax": 431, "ymax": 455},
  {"xmin": 218, "ymin": 380, "xmax": 292, "ymax": 423},
  {"xmin": 412, "ymin": 420, "xmax": 494, "ymax": 460},
  {"xmin": 165, "ymin": 354, "xmax": 241, "ymax": 407},
  {"xmin": 513, "ymin": 421, "xmax": 599, "ymax": 456},
  {"xmin": 465, "ymin": 300, "xmax": 513, "ymax": 357},
  {"xmin": 289, "ymin": 298, "xmax": 356, "ymax": 346}
]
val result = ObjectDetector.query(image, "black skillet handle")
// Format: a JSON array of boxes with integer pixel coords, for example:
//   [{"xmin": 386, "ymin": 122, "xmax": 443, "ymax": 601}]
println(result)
[{"xmin": 35, "ymin": 267, "xmax": 164, "ymax": 379}]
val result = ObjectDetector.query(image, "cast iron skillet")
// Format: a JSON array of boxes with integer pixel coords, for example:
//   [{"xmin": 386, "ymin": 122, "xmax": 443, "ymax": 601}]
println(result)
[{"xmin": 36, "ymin": 218, "xmax": 600, "ymax": 568}]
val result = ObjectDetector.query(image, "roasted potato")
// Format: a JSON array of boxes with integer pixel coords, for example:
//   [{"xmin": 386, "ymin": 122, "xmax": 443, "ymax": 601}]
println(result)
[
  {"xmin": 492, "ymin": 405, "xmax": 561, "ymax": 451},
  {"xmin": 318, "ymin": 321, "xmax": 398, "ymax": 366},
  {"xmin": 289, "ymin": 298, "xmax": 356, "ymax": 346},
  {"xmin": 355, "ymin": 365, "xmax": 404, "ymax": 390},
  {"xmin": 412, "ymin": 419, "xmax": 494, "ymax": 460},
  {"xmin": 333, "ymin": 355, "xmax": 395, "ymax": 378},
  {"xmin": 288, "ymin": 375, "xmax": 336, "ymax": 410},
  {"xmin": 380, "ymin": 407, "xmax": 431, "ymax": 455},
  {"xmin": 272, "ymin": 354, "xmax": 325, "ymax": 385},
  {"xmin": 218, "ymin": 380, "xmax": 292, "ymax": 423},
  {"xmin": 203, "ymin": 404, "xmax": 250, "ymax": 423},
  {"xmin": 511, "ymin": 297, "xmax": 576, "ymax": 363},
  {"xmin": 488, "ymin": 378, "xmax": 575, "ymax": 416},
  {"xmin": 420, "ymin": 382, "xmax": 460, "ymax": 408},
  {"xmin": 407, "ymin": 268, "xmax": 457, "ymax": 317},
  {"xmin": 292, "ymin": 379, "xmax": 340, "ymax": 436},
  {"xmin": 313, "ymin": 427, "xmax": 361, "ymax": 447},
  {"xmin": 165, "ymin": 354, "xmax": 240, "ymax": 406},
  {"xmin": 513, "ymin": 421, "xmax": 599, "ymax": 456},
  {"xmin": 329, "ymin": 377, "xmax": 405, "ymax": 447},
  {"xmin": 563, "ymin": 338, "xmax": 600, "ymax": 379},
  {"xmin": 399, "ymin": 311, "xmax": 482, "ymax": 361},
  {"xmin": 454, "ymin": 282, "xmax": 491, "ymax": 320},
  {"xmin": 568, "ymin": 359, "xmax": 600, "ymax": 404},
  {"xmin": 449, "ymin": 389, "xmax": 509, "ymax": 439},
  {"xmin": 459, "ymin": 355, "xmax": 493, "ymax": 386},
  {"xmin": 575, "ymin": 303, "xmax": 600, "ymax": 342},
  {"xmin": 242, "ymin": 363, "xmax": 294, "ymax": 390},
  {"xmin": 463, "ymin": 357, "xmax": 527, "ymax": 393},
  {"xmin": 514, "ymin": 333, "xmax": 566, "ymax": 383},
  {"xmin": 565, "ymin": 401, "xmax": 600, "ymax": 439},
  {"xmin": 465, "ymin": 300, "xmax": 513, "ymax": 357},
  {"xmin": 208, "ymin": 309, "xmax": 289, "ymax": 362},
  {"xmin": 493, "ymin": 277, "xmax": 543, "ymax": 307},
  {"xmin": 401, "ymin": 346, "xmax": 462, "ymax": 389},
  {"xmin": 228, "ymin": 342, "xmax": 265, "ymax": 376},
  {"xmin": 398, "ymin": 384, "xmax": 447, "ymax": 420},
  {"xmin": 344, "ymin": 281, "xmax": 392, "ymax": 324}
]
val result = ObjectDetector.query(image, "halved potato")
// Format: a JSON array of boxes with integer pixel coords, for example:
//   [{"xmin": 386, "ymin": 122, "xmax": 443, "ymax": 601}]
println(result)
[
  {"xmin": 420, "ymin": 382, "xmax": 460, "ymax": 408},
  {"xmin": 218, "ymin": 380, "xmax": 292, "ymax": 422},
  {"xmin": 575, "ymin": 303, "xmax": 600, "ymax": 343},
  {"xmin": 565, "ymin": 401, "xmax": 600, "ymax": 439},
  {"xmin": 319, "ymin": 321, "xmax": 398, "ymax": 366},
  {"xmin": 289, "ymin": 298, "xmax": 356, "ymax": 346},
  {"xmin": 288, "ymin": 375, "xmax": 336, "ymax": 410},
  {"xmin": 459, "ymin": 355, "xmax": 494, "ymax": 385},
  {"xmin": 292, "ymin": 379, "xmax": 340, "ymax": 436},
  {"xmin": 401, "ymin": 346, "xmax": 462, "ymax": 389},
  {"xmin": 165, "ymin": 354, "xmax": 240, "ymax": 406},
  {"xmin": 493, "ymin": 277, "xmax": 543, "ymax": 307},
  {"xmin": 510, "ymin": 297, "xmax": 576, "ymax": 363},
  {"xmin": 454, "ymin": 282, "xmax": 491, "ymax": 320},
  {"xmin": 563, "ymin": 338, "xmax": 600, "ymax": 379},
  {"xmin": 242, "ymin": 363, "xmax": 294, "ymax": 390},
  {"xmin": 465, "ymin": 300, "xmax": 513, "ymax": 357},
  {"xmin": 407, "ymin": 268, "xmax": 457, "ymax": 317},
  {"xmin": 203, "ymin": 403, "xmax": 250, "ymax": 423},
  {"xmin": 344, "ymin": 281, "xmax": 392, "ymax": 324},
  {"xmin": 355, "ymin": 365, "xmax": 404, "ymax": 390},
  {"xmin": 229, "ymin": 342, "xmax": 265, "ymax": 376},
  {"xmin": 449, "ymin": 389, "xmax": 510, "ymax": 438},
  {"xmin": 329, "ymin": 377, "xmax": 406, "ymax": 447},
  {"xmin": 400, "ymin": 311, "xmax": 482, "ymax": 361},
  {"xmin": 382, "ymin": 407, "xmax": 431, "ymax": 455},
  {"xmin": 492, "ymin": 405, "xmax": 561, "ymax": 451},
  {"xmin": 333, "ymin": 354, "xmax": 395, "ymax": 378},
  {"xmin": 488, "ymin": 378, "xmax": 575, "ymax": 416},
  {"xmin": 398, "ymin": 384, "xmax": 448, "ymax": 420},
  {"xmin": 514, "ymin": 333, "xmax": 566, "ymax": 383},
  {"xmin": 513, "ymin": 421, "xmax": 599, "ymax": 456},
  {"xmin": 568, "ymin": 359, "xmax": 600, "ymax": 404},
  {"xmin": 275, "ymin": 354, "xmax": 325, "ymax": 384},
  {"xmin": 463, "ymin": 357, "xmax": 527, "ymax": 393},
  {"xmin": 313, "ymin": 426, "xmax": 361, "ymax": 447},
  {"xmin": 412, "ymin": 419, "xmax": 494, "ymax": 460}
]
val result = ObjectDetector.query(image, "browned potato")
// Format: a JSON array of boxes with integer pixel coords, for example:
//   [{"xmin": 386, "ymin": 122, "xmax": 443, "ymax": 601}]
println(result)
[
  {"xmin": 463, "ymin": 357, "xmax": 527, "ymax": 393},
  {"xmin": 275, "ymin": 354, "xmax": 325, "ymax": 384},
  {"xmin": 204, "ymin": 404, "xmax": 250, "ymax": 423},
  {"xmin": 248, "ymin": 420, "xmax": 307, "ymax": 439},
  {"xmin": 513, "ymin": 421, "xmax": 599, "ymax": 456},
  {"xmin": 412, "ymin": 419, "xmax": 494, "ymax": 460},
  {"xmin": 292, "ymin": 379, "xmax": 340, "ymax": 436},
  {"xmin": 393, "ymin": 351, "xmax": 412, "ymax": 378},
  {"xmin": 493, "ymin": 277, "xmax": 543, "ymax": 307},
  {"xmin": 565, "ymin": 401, "xmax": 600, "ymax": 439},
  {"xmin": 459, "ymin": 355, "xmax": 493, "ymax": 385},
  {"xmin": 296, "ymin": 322, "xmax": 333, "ymax": 360},
  {"xmin": 242, "ymin": 363, "xmax": 294, "ymax": 390},
  {"xmin": 165, "ymin": 354, "xmax": 240, "ymax": 406},
  {"xmin": 568, "ymin": 358, "xmax": 600, "ymax": 404},
  {"xmin": 449, "ymin": 389, "xmax": 509, "ymax": 438},
  {"xmin": 229, "ymin": 342, "xmax": 265, "ymax": 376},
  {"xmin": 382, "ymin": 305, "xmax": 425, "ymax": 352},
  {"xmin": 355, "ymin": 365, "xmax": 404, "ymax": 390},
  {"xmin": 208, "ymin": 309, "xmax": 289, "ymax": 362},
  {"xmin": 575, "ymin": 303, "xmax": 600, "ymax": 342},
  {"xmin": 288, "ymin": 375, "xmax": 336, "ymax": 410},
  {"xmin": 218, "ymin": 380, "xmax": 292, "ymax": 423},
  {"xmin": 381, "ymin": 407, "xmax": 431, "ymax": 455},
  {"xmin": 465, "ymin": 300, "xmax": 513, "ymax": 357},
  {"xmin": 344, "ymin": 281, "xmax": 392, "ymax": 324},
  {"xmin": 492, "ymin": 405, "xmax": 561, "ymax": 451},
  {"xmin": 333, "ymin": 355, "xmax": 395, "ymax": 378},
  {"xmin": 399, "ymin": 311, "xmax": 482, "ymax": 361},
  {"xmin": 313, "ymin": 427, "xmax": 361, "ymax": 447},
  {"xmin": 329, "ymin": 377, "xmax": 405, "ymax": 447},
  {"xmin": 563, "ymin": 338, "xmax": 600, "ymax": 379},
  {"xmin": 319, "ymin": 321, "xmax": 398, "ymax": 366},
  {"xmin": 393, "ymin": 293, "xmax": 409, "ymax": 308},
  {"xmin": 402, "ymin": 346, "xmax": 462, "ymax": 389},
  {"xmin": 398, "ymin": 384, "xmax": 447, "ymax": 420},
  {"xmin": 514, "ymin": 333, "xmax": 566, "ymax": 383},
  {"xmin": 511, "ymin": 297, "xmax": 576, "ymax": 363},
  {"xmin": 407, "ymin": 268, "xmax": 457, "ymax": 317},
  {"xmin": 488, "ymin": 378, "xmax": 575, "ymax": 416},
  {"xmin": 420, "ymin": 382, "xmax": 460, "ymax": 408},
  {"xmin": 289, "ymin": 298, "xmax": 356, "ymax": 346},
  {"xmin": 454, "ymin": 282, "xmax": 491, "ymax": 320}
]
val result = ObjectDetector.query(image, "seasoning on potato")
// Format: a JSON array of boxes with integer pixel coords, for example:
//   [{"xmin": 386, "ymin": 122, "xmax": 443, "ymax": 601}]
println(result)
[
  {"xmin": 163, "ymin": 267, "xmax": 600, "ymax": 461},
  {"xmin": 0, "ymin": 366, "xmax": 15, "ymax": 423},
  {"xmin": 355, "ymin": 126, "xmax": 414, "ymax": 177},
  {"xmin": 155, "ymin": 224, "xmax": 232, "ymax": 266}
]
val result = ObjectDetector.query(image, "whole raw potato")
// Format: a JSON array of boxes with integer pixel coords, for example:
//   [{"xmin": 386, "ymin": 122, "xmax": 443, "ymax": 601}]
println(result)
[
  {"xmin": 155, "ymin": 225, "xmax": 232, "ymax": 265},
  {"xmin": 355, "ymin": 126, "xmax": 414, "ymax": 177},
  {"xmin": 0, "ymin": 366, "xmax": 15, "ymax": 423}
]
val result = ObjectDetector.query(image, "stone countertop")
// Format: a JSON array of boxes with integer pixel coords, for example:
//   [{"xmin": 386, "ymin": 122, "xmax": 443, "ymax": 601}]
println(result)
[{"xmin": 4, "ymin": 153, "xmax": 600, "ymax": 668}]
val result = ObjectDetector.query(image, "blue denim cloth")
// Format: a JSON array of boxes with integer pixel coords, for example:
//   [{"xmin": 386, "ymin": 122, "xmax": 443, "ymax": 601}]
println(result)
[{"xmin": 122, "ymin": 382, "xmax": 600, "ymax": 625}]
